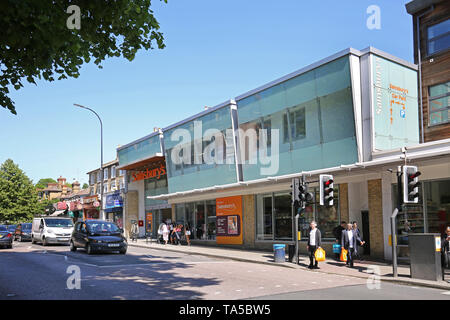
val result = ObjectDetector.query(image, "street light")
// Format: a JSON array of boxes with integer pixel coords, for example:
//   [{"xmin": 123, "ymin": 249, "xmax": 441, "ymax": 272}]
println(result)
[{"xmin": 74, "ymin": 103, "xmax": 104, "ymax": 220}]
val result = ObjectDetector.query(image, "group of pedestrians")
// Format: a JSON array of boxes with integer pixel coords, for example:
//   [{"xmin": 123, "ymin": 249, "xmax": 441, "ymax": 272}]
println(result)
[
  {"xmin": 158, "ymin": 221, "xmax": 192, "ymax": 246},
  {"xmin": 307, "ymin": 220, "xmax": 365, "ymax": 269}
]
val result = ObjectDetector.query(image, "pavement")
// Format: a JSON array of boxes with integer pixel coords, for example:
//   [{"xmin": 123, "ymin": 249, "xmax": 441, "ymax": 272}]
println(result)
[{"xmin": 129, "ymin": 239, "xmax": 450, "ymax": 290}]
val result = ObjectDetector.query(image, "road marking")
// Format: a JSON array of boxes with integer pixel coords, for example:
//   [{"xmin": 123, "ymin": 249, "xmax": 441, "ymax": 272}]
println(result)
[
  {"xmin": 259, "ymin": 287, "xmax": 264, "ymax": 289},
  {"xmin": 441, "ymin": 291, "xmax": 450, "ymax": 295},
  {"xmin": 235, "ymin": 289, "xmax": 242, "ymax": 292}
]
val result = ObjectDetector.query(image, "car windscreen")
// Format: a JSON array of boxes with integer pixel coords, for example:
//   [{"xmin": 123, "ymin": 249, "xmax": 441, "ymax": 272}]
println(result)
[
  {"xmin": 22, "ymin": 224, "xmax": 32, "ymax": 230},
  {"xmin": 87, "ymin": 222, "xmax": 120, "ymax": 234},
  {"xmin": 44, "ymin": 219, "xmax": 73, "ymax": 228}
]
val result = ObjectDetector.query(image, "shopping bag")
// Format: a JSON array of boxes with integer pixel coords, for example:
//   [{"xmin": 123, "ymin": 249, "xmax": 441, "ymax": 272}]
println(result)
[
  {"xmin": 340, "ymin": 248, "xmax": 348, "ymax": 262},
  {"xmin": 314, "ymin": 247, "xmax": 326, "ymax": 262},
  {"xmin": 332, "ymin": 243, "xmax": 341, "ymax": 254}
]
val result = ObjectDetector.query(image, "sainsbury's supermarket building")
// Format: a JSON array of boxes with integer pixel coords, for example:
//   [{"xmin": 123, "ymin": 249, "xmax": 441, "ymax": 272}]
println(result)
[{"xmin": 115, "ymin": 47, "xmax": 450, "ymax": 261}]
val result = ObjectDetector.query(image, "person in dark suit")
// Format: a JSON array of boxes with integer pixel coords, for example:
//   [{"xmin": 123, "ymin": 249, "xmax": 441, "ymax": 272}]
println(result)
[
  {"xmin": 442, "ymin": 226, "xmax": 450, "ymax": 280},
  {"xmin": 341, "ymin": 223, "xmax": 364, "ymax": 268},
  {"xmin": 352, "ymin": 221, "xmax": 364, "ymax": 261},
  {"xmin": 307, "ymin": 221, "xmax": 322, "ymax": 269},
  {"xmin": 333, "ymin": 221, "xmax": 346, "ymax": 260}
]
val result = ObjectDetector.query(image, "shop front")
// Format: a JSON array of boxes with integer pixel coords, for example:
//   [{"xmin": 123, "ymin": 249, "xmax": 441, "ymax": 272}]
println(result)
[
  {"xmin": 82, "ymin": 195, "xmax": 101, "ymax": 220},
  {"xmin": 105, "ymin": 191, "xmax": 124, "ymax": 228}
]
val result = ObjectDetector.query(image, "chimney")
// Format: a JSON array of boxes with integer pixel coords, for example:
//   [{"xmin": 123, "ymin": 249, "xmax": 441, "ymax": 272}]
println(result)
[
  {"xmin": 72, "ymin": 181, "xmax": 80, "ymax": 193},
  {"xmin": 57, "ymin": 176, "xmax": 66, "ymax": 189}
]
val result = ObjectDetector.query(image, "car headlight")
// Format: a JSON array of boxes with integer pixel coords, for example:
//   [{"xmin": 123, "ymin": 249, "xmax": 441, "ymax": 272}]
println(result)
[{"xmin": 47, "ymin": 229, "xmax": 54, "ymax": 233}]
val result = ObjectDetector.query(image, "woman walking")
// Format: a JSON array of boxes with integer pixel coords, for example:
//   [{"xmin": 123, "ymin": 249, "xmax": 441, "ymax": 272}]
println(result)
[
  {"xmin": 185, "ymin": 223, "xmax": 191, "ymax": 246},
  {"xmin": 162, "ymin": 221, "xmax": 169, "ymax": 245}
]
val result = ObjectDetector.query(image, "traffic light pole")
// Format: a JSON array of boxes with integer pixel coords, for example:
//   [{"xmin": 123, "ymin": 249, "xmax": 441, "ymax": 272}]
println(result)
[{"xmin": 391, "ymin": 166, "xmax": 403, "ymax": 278}]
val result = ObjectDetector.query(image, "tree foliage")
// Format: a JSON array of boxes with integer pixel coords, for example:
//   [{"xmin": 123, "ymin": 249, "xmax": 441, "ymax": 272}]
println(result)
[
  {"xmin": 0, "ymin": 0, "xmax": 167, "ymax": 115},
  {"xmin": 0, "ymin": 159, "xmax": 42, "ymax": 223},
  {"xmin": 82, "ymin": 183, "xmax": 89, "ymax": 189},
  {"xmin": 35, "ymin": 178, "xmax": 57, "ymax": 190}
]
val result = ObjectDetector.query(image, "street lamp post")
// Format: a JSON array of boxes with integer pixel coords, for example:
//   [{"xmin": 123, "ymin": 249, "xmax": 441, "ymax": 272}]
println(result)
[{"xmin": 74, "ymin": 103, "xmax": 104, "ymax": 220}]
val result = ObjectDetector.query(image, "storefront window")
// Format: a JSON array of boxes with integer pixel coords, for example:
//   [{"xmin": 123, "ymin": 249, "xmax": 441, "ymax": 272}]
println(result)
[
  {"xmin": 256, "ymin": 186, "xmax": 340, "ymax": 242},
  {"xmin": 274, "ymin": 193, "xmax": 292, "ymax": 240},
  {"xmin": 175, "ymin": 204, "xmax": 185, "ymax": 225},
  {"xmin": 195, "ymin": 201, "xmax": 206, "ymax": 240},
  {"xmin": 206, "ymin": 200, "xmax": 216, "ymax": 240},
  {"xmin": 185, "ymin": 202, "xmax": 195, "ymax": 239},
  {"xmin": 392, "ymin": 184, "xmax": 424, "ymax": 246},
  {"xmin": 256, "ymin": 194, "xmax": 273, "ymax": 240},
  {"xmin": 424, "ymin": 180, "xmax": 450, "ymax": 235}
]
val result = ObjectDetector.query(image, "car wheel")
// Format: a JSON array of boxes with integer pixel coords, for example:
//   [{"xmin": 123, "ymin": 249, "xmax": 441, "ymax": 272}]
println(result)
[
  {"xmin": 31, "ymin": 235, "xmax": 36, "ymax": 244},
  {"xmin": 42, "ymin": 237, "xmax": 48, "ymax": 246},
  {"xmin": 86, "ymin": 243, "xmax": 93, "ymax": 255},
  {"xmin": 119, "ymin": 249, "xmax": 127, "ymax": 254},
  {"xmin": 70, "ymin": 241, "xmax": 77, "ymax": 252}
]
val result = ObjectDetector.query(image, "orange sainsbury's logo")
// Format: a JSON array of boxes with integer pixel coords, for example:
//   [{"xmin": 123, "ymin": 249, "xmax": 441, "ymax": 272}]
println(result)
[{"xmin": 132, "ymin": 164, "xmax": 166, "ymax": 182}]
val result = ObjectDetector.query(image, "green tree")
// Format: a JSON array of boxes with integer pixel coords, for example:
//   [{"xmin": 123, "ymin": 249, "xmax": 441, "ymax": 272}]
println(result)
[
  {"xmin": 1, "ymin": 0, "xmax": 166, "ymax": 115},
  {"xmin": 35, "ymin": 178, "xmax": 57, "ymax": 190},
  {"xmin": 0, "ymin": 159, "xmax": 42, "ymax": 223},
  {"xmin": 82, "ymin": 183, "xmax": 89, "ymax": 189}
]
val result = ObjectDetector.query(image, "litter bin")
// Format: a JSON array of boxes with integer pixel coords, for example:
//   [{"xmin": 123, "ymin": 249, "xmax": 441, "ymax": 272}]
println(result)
[
  {"xmin": 273, "ymin": 244, "xmax": 286, "ymax": 263},
  {"xmin": 288, "ymin": 244, "xmax": 296, "ymax": 262},
  {"xmin": 408, "ymin": 233, "xmax": 443, "ymax": 282}
]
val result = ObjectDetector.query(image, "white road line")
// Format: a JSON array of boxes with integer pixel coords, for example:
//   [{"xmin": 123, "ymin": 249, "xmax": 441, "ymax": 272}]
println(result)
[{"xmin": 441, "ymin": 291, "xmax": 450, "ymax": 295}]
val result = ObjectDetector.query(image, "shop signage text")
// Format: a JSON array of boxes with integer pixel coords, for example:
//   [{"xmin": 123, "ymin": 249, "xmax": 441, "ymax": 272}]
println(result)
[{"xmin": 132, "ymin": 164, "xmax": 166, "ymax": 182}]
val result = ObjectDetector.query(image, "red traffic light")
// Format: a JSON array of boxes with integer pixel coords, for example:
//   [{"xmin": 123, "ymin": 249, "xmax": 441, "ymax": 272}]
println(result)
[
  {"xmin": 409, "ymin": 171, "xmax": 421, "ymax": 180},
  {"xmin": 324, "ymin": 179, "xmax": 333, "ymax": 187}
]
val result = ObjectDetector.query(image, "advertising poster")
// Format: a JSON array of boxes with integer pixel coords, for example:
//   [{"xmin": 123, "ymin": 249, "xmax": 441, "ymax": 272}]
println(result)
[
  {"xmin": 216, "ymin": 196, "xmax": 243, "ymax": 245},
  {"xmin": 146, "ymin": 212, "xmax": 153, "ymax": 234}
]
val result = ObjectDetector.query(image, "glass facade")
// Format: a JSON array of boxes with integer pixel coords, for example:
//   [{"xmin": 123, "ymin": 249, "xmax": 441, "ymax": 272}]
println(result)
[
  {"xmin": 392, "ymin": 179, "xmax": 450, "ymax": 246},
  {"xmin": 237, "ymin": 56, "xmax": 358, "ymax": 181},
  {"xmin": 118, "ymin": 134, "xmax": 162, "ymax": 167},
  {"xmin": 256, "ymin": 186, "xmax": 340, "ymax": 241},
  {"xmin": 174, "ymin": 200, "xmax": 218, "ymax": 241},
  {"xmin": 163, "ymin": 106, "xmax": 238, "ymax": 193},
  {"xmin": 144, "ymin": 176, "xmax": 169, "ymax": 210}
]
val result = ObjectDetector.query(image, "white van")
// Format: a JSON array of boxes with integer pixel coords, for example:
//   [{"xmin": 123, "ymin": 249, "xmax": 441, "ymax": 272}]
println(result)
[{"xmin": 31, "ymin": 217, "xmax": 74, "ymax": 246}]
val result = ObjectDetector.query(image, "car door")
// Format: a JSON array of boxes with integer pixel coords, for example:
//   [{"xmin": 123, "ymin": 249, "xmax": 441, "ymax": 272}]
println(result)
[{"xmin": 78, "ymin": 223, "xmax": 88, "ymax": 248}]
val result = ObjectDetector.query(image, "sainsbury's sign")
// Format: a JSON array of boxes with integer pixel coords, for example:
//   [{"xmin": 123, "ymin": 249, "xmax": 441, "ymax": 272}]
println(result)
[{"xmin": 131, "ymin": 164, "xmax": 166, "ymax": 182}]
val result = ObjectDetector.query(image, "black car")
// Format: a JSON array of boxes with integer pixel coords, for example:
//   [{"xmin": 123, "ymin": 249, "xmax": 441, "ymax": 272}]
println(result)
[
  {"xmin": 0, "ymin": 230, "xmax": 13, "ymax": 249},
  {"xmin": 70, "ymin": 220, "xmax": 127, "ymax": 255},
  {"xmin": 14, "ymin": 223, "xmax": 32, "ymax": 242}
]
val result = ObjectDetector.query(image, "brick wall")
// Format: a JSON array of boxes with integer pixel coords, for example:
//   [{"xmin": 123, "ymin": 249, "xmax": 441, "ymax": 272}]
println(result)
[
  {"xmin": 339, "ymin": 183, "xmax": 349, "ymax": 224},
  {"xmin": 368, "ymin": 179, "xmax": 384, "ymax": 259},
  {"xmin": 243, "ymin": 195, "xmax": 255, "ymax": 248}
]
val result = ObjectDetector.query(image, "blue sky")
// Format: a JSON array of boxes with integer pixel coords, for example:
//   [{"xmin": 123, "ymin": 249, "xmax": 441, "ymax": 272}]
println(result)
[{"xmin": 0, "ymin": 0, "xmax": 414, "ymax": 186}]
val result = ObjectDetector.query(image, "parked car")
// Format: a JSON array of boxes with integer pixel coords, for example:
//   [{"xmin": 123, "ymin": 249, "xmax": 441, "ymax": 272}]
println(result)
[
  {"xmin": 6, "ymin": 225, "xmax": 17, "ymax": 235},
  {"xmin": 14, "ymin": 223, "xmax": 32, "ymax": 242},
  {"xmin": 0, "ymin": 225, "xmax": 7, "ymax": 232},
  {"xmin": 0, "ymin": 230, "xmax": 13, "ymax": 249},
  {"xmin": 31, "ymin": 217, "xmax": 74, "ymax": 246},
  {"xmin": 70, "ymin": 220, "xmax": 127, "ymax": 255}
]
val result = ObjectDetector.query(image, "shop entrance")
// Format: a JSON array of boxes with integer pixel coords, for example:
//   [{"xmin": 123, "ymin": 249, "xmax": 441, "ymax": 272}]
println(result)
[
  {"xmin": 361, "ymin": 210, "xmax": 371, "ymax": 255},
  {"xmin": 146, "ymin": 207, "xmax": 172, "ymax": 239}
]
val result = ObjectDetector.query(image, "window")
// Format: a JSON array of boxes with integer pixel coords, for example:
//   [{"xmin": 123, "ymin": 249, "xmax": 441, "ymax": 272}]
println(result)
[
  {"xmin": 97, "ymin": 171, "xmax": 101, "ymax": 182},
  {"xmin": 90, "ymin": 173, "xmax": 96, "ymax": 185},
  {"xmin": 206, "ymin": 200, "xmax": 216, "ymax": 240},
  {"xmin": 111, "ymin": 166, "xmax": 116, "ymax": 178},
  {"xmin": 111, "ymin": 180, "xmax": 116, "ymax": 191},
  {"xmin": 283, "ymin": 107, "xmax": 306, "ymax": 143},
  {"xmin": 104, "ymin": 168, "xmax": 108, "ymax": 180},
  {"xmin": 274, "ymin": 193, "xmax": 292, "ymax": 240},
  {"xmin": 119, "ymin": 177, "xmax": 124, "ymax": 190},
  {"xmin": 195, "ymin": 201, "xmax": 206, "ymax": 240},
  {"xmin": 103, "ymin": 183, "xmax": 108, "ymax": 193},
  {"xmin": 427, "ymin": 19, "xmax": 450, "ymax": 55},
  {"xmin": 429, "ymin": 82, "xmax": 450, "ymax": 125},
  {"xmin": 424, "ymin": 180, "xmax": 450, "ymax": 235}
]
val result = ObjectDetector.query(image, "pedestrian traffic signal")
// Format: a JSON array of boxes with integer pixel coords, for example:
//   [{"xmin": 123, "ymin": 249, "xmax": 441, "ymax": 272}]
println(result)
[
  {"xmin": 402, "ymin": 165, "xmax": 421, "ymax": 204},
  {"xmin": 298, "ymin": 183, "xmax": 314, "ymax": 208},
  {"xmin": 319, "ymin": 174, "xmax": 334, "ymax": 206}
]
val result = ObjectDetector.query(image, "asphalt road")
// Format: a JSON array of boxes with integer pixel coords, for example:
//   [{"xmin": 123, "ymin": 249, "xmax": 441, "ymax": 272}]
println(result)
[{"xmin": 1, "ymin": 241, "xmax": 449, "ymax": 300}]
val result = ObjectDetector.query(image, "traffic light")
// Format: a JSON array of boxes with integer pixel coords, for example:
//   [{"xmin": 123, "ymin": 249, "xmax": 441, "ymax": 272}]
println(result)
[
  {"xmin": 319, "ymin": 174, "xmax": 334, "ymax": 206},
  {"xmin": 298, "ymin": 182, "xmax": 314, "ymax": 208},
  {"xmin": 403, "ymin": 165, "xmax": 421, "ymax": 204},
  {"xmin": 290, "ymin": 178, "xmax": 300, "ymax": 206}
]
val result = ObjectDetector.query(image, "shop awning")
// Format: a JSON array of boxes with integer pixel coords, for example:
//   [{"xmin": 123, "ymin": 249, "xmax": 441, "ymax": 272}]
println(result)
[{"xmin": 117, "ymin": 153, "xmax": 164, "ymax": 171}]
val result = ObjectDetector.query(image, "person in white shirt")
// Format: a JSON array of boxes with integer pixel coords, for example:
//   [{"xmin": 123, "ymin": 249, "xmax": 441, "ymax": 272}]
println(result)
[
  {"xmin": 307, "ymin": 221, "xmax": 322, "ymax": 269},
  {"xmin": 341, "ymin": 223, "xmax": 364, "ymax": 268}
]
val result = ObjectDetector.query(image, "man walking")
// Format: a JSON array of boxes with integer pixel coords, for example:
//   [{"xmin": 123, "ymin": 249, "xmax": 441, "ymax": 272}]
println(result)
[
  {"xmin": 341, "ymin": 223, "xmax": 364, "ymax": 268},
  {"xmin": 333, "ymin": 221, "xmax": 346, "ymax": 260},
  {"xmin": 352, "ymin": 221, "xmax": 364, "ymax": 261},
  {"xmin": 442, "ymin": 226, "xmax": 450, "ymax": 281},
  {"xmin": 307, "ymin": 221, "xmax": 322, "ymax": 269}
]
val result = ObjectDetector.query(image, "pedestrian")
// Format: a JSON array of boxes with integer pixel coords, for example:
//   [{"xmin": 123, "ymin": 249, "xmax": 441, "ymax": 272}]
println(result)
[
  {"xmin": 352, "ymin": 221, "xmax": 364, "ymax": 261},
  {"xmin": 442, "ymin": 226, "xmax": 450, "ymax": 281},
  {"xmin": 341, "ymin": 223, "xmax": 364, "ymax": 268},
  {"xmin": 169, "ymin": 222, "xmax": 174, "ymax": 244},
  {"xmin": 185, "ymin": 223, "xmax": 191, "ymax": 246},
  {"xmin": 162, "ymin": 222, "xmax": 169, "ymax": 245},
  {"xmin": 306, "ymin": 221, "xmax": 322, "ymax": 269},
  {"xmin": 131, "ymin": 222, "xmax": 139, "ymax": 242},
  {"xmin": 333, "ymin": 221, "xmax": 346, "ymax": 260}
]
